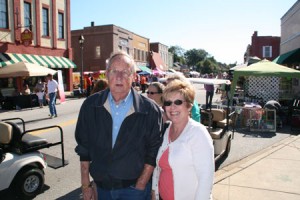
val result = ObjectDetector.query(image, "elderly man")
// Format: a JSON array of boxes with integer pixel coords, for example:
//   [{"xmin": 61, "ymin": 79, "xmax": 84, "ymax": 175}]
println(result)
[{"xmin": 75, "ymin": 51, "xmax": 163, "ymax": 200}]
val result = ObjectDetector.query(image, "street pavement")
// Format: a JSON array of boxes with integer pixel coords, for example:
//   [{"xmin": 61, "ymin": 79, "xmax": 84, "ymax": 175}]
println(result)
[
  {"xmin": 213, "ymin": 133, "xmax": 300, "ymax": 200},
  {"xmin": 1, "ymin": 90, "xmax": 300, "ymax": 200}
]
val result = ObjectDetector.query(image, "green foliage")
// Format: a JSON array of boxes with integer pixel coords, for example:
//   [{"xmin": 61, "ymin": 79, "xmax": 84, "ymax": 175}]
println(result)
[
  {"xmin": 184, "ymin": 49, "xmax": 208, "ymax": 67},
  {"xmin": 169, "ymin": 45, "xmax": 237, "ymax": 74},
  {"xmin": 169, "ymin": 46, "xmax": 186, "ymax": 63}
]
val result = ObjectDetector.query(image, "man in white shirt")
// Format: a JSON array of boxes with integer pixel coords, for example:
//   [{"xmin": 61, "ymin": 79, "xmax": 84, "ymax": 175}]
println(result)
[{"xmin": 46, "ymin": 73, "xmax": 59, "ymax": 118}]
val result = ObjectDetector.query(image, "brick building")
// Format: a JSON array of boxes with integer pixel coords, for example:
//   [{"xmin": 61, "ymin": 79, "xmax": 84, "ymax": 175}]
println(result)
[
  {"xmin": 150, "ymin": 42, "xmax": 173, "ymax": 71},
  {"xmin": 244, "ymin": 31, "xmax": 280, "ymax": 63},
  {"xmin": 71, "ymin": 23, "xmax": 150, "ymax": 74},
  {"xmin": 0, "ymin": 0, "xmax": 75, "ymax": 92}
]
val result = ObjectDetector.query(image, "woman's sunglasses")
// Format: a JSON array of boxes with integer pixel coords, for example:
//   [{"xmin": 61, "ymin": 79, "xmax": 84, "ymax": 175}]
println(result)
[
  {"xmin": 163, "ymin": 99, "xmax": 186, "ymax": 107},
  {"xmin": 146, "ymin": 91, "xmax": 161, "ymax": 95}
]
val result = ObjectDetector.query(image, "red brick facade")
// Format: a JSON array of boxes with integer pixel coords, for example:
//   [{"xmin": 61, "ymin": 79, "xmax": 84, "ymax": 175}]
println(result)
[
  {"xmin": 0, "ymin": 0, "xmax": 74, "ymax": 91},
  {"xmin": 249, "ymin": 31, "xmax": 280, "ymax": 61}
]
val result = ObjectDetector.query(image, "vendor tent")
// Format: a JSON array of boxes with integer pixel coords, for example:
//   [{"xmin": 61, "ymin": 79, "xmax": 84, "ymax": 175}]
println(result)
[
  {"xmin": 231, "ymin": 59, "xmax": 300, "ymax": 103},
  {"xmin": 0, "ymin": 61, "xmax": 57, "ymax": 78},
  {"xmin": 138, "ymin": 66, "xmax": 152, "ymax": 74}
]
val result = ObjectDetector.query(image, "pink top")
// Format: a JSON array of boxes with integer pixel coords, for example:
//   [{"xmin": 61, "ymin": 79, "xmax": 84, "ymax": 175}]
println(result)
[{"xmin": 158, "ymin": 147, "xmax": 174, "ymax": 200}]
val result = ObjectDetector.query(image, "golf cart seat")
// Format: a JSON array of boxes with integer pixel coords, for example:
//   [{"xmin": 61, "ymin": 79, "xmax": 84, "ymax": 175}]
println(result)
[
  {"xmin": 0, "ymin": 121, "xmax": 48, "ymax": 154},
  {"xmin": 0, "ymin": 122, "xmax": 12, "ymax": 149},
  {"xmin": 209, "ymin": 128, "xmax": 224, "ymax": 139},
  {"xmin": 211, "ymin": 109, "xmax": 225, "ymax": 123},
  {"xmin": 202, "ymin": 109, "xmax": 227, "ymax": 139}
]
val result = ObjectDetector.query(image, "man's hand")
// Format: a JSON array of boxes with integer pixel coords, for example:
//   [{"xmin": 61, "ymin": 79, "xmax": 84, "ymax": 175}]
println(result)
[
  {"xmin": 82, "ymin": 187, "xmax": 95, "ymax": 200},
  {"xmin": 135, "ymin": 164, "xmax": 154, "ymax": 190}
]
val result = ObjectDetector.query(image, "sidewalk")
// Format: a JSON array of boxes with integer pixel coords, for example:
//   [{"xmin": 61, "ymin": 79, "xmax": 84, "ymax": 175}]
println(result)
[{"xmin": 213, "ymin": 134, "xmax": 300, "ymax": 200}]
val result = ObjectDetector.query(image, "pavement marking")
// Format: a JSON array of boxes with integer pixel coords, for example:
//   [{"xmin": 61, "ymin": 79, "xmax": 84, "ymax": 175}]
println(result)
[{"xmin": 29, "ymin": 118, "xmax": 77, "ymax": 135}]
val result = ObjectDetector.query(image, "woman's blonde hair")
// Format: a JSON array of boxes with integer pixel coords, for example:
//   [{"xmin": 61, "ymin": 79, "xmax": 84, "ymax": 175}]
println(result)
[{"xmin": 162, "ymin": 79, "xmax": 195, "ymax": 108}]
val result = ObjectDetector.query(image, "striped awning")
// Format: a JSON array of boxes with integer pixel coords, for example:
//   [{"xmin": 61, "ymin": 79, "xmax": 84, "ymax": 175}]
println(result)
[{"xmin": 0, "ymin": 53, "xmax": 76, "ymax": 68}]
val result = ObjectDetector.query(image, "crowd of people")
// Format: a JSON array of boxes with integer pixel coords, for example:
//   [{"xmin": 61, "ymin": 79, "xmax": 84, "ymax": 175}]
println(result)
[{"xmin": 75, "ymin": 51, "xmax": 214, "ymax": 200}]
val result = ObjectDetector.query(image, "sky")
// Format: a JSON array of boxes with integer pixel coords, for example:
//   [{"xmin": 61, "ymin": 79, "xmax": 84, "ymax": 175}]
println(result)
[{"xmin": 71, "ymin": 0, "xmax": 297, "ymax": 65}]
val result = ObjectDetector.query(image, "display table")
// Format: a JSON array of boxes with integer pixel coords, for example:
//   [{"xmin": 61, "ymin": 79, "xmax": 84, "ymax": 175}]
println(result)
[
  {"xmin": 1, "ymin": 94, "xmax": 39, "ymax": 110},
  {"xmin": 237, "ymin": 103, "xmax": 277, "ymax": 132},
  {"xmin": 240, "ymin": 103, "xmax": 262, "ymax": 127},
  {"xmin": 249, "ymin": 109, "xmax": 276, "ymax": 132}
]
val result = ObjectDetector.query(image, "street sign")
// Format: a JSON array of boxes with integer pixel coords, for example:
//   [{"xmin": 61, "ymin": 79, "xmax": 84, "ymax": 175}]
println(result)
[{"xmin": 21, "ymin": 29, "xmax": 33, "ymax": 46}]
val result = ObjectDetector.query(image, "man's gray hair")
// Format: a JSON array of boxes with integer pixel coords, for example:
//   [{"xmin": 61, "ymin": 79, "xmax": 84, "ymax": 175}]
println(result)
[{"xmin": 106, "ymin": 51, "xmax": 136, "ymax": 72}]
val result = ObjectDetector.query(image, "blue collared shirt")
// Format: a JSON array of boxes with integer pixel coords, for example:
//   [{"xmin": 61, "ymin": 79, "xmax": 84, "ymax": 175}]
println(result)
[{"xmin": 108, "ymin": 91, "xmax": 133, "ymax": 147}]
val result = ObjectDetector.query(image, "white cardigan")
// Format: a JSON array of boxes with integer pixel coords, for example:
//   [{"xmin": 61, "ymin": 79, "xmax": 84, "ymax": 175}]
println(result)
[{"xmin": 152, "ymin": 118, "xmax": 214, "ymax": 200}]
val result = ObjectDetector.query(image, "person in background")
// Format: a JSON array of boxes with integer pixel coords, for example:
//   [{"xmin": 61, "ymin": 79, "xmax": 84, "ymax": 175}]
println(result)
[
  {"xmin": 166, "ymin": 73, "xmax": 201, "ymax": 122},
  {"xmin": 147, "ymin": 82, "xmax": 167, "ymax": 123},
  {"xmin": 204, "ymin": 73, "xmax": 215, "ymax": 109},
  {"xmin": 147, "ymin": 82, "xmax": 165, "ymax": 107},
  {"xmin": 152, "ymin": 79, "xmax": 214, "ymax": 200},
  {"xmin": 86, "ymin": 73, "xmax": 93, "ymax": 97},
  {"xmin": 91, "ymin": 79, "xmax": 108, "ymax": 94},
  {"xmin": 46, "ymin": 73, "xmax": 59, "ymax": 118},
  {"xmin": 35, "ymin": 79, "xmax": 46, "ymax": 108},
  {"xmin": 22, "ymin": 84, "xmax": 31, "ymax": 95},
  {"xmin": 140, "ymin": 75, "xmax": 147, "ymax": 93},
  {"xmin": 75, "ymin": 51, "xmax": 163, "ymax": 200}
]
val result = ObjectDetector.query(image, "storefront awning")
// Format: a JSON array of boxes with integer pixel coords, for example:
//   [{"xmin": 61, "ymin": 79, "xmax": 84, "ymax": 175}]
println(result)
[
  {"xmin": 138, "ymin": 66, "xmax": 152, "ymax": 73},
  {"xmin": 273, "ymin": 48, "xmax": 300, "ymax": 64},
  {"xmin": 150, "ymin": 52, "xmax": 166, "ymax": 71},
  {"xmin": 0, "ymin": 53, "xmax": 76, "ymax": 68}
]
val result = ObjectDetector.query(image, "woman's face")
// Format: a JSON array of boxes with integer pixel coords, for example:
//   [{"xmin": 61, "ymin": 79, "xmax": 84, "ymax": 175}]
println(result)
[
  {"xmin": 163, "ymin": 92, "xmax": 191, "ymax": 124},
  {"xmin": 147, "ymin": 85, "xmax": 162, "ymax": 105}
]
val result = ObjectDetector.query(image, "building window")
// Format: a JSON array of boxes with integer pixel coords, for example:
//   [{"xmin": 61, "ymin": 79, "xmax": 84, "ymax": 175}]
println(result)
[
  {"xmin": 137, "ymin": 49, "xmax": 141, "ymax": 61},
  {"xmin": 119, "ymin": 46, "xmax": 122, "ymax": 50},
  {"xmin": 0, "ymin": 0, "xmax": 8, "ymax": 29},
  {"xmin": 126, "ymin": 47, "xmax": 129, "ymax": 54},
  {"xmin": 58, "ymin": 12, "xmax": 64, "ymax": 39},
  {"xmin": 42, "ymin": 7, "xmax": 49, "ymax": 36},
  {"xmin": 263, "ymin": 46, "xmax": 272, "ymax": 58},
  {"xmin": 134, "ymin": 48, "xmax": 137, "ymax": 59},
  {"xmin": 142, "ymin": 51, "xmax": 145, "ymax": 61},
  {"xmin": 95, "ymin": 46, "xmax": 101, "ymax": 58},
  {"xmin": 24, "ymin": 2, "xmax": 31, "ymax": 30}
]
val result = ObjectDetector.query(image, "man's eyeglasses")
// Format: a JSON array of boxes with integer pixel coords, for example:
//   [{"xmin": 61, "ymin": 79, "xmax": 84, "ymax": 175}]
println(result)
[
  {"xmin": 163, "ymin": 99, "xmax": 186, "ymax": 107},
  {"xmin": 146, "ymin": 91, "xmax": 161, "ymax": 95},
  {"xmin": 108, "ymin": 69, "xmax": 133, "ymax": 78}
]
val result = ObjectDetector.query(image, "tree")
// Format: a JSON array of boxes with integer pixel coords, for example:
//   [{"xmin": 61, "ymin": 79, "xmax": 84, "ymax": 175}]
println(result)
[
  {"xmin": 184, "ymin": 49, "xmax": 208, "ymax": 67},
  {"xmin": 169, "ymin": 45, "xmax": 186, "ymax": 64},
  {"xmin": 196, "ymin": 58, "xmax": 218, "ymax": 74}
]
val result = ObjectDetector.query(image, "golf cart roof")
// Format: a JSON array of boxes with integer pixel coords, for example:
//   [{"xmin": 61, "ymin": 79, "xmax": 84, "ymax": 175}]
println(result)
[
  {"xmin": 188, "ymin": 78, "xmax": 231, "ymax": 85},
  {"xmin": 159, "ymin": 77, "xmax": 231, "ymax": 85}
]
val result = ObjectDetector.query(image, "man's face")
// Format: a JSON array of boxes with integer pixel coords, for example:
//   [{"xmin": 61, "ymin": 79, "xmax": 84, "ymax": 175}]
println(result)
[{"xmin": 106, "ymin": 55, "xmax": 135, "ymax": 96}]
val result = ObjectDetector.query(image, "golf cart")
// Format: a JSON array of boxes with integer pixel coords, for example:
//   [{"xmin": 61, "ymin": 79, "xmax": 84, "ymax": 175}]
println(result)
[
  {"xmin": 188, "ymin": 77, "xmax": 237, "ymax": 161},
  {"xmin": 0, "ymin": 117, "xmax": 67, "ymax": 199}
]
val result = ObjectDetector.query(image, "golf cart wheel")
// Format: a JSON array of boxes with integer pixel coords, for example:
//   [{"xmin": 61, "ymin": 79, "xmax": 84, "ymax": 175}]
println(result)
[
  {"xmin": 224, "ymin": 138, "xmax": 231, "ymax": 157},
  {"xmin": 15, "ymin": 168, "xmax": 44, "ymax": 199}
]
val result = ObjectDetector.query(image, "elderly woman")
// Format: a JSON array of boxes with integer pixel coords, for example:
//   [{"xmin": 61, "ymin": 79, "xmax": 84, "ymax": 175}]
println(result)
[
  {"xmin": 147, "ymin": 82, "xmax": 165, "ymax": 107},
  {"xmin": 152, "ymin": 79, "xmax": 214, "ymax": 200},
  {"xmin": 147, "ymin": 82, "xmax": 167, "ymax": 123},
  {"xmin": 166, "ymin": 73, "xmax": 201, "ymax": 123}
]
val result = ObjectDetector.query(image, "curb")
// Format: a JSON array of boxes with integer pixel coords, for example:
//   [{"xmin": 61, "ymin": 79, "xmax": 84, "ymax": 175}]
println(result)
[{"xmin": 214, "ymin": 134, "xmax": 300, "ymax": 184}]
